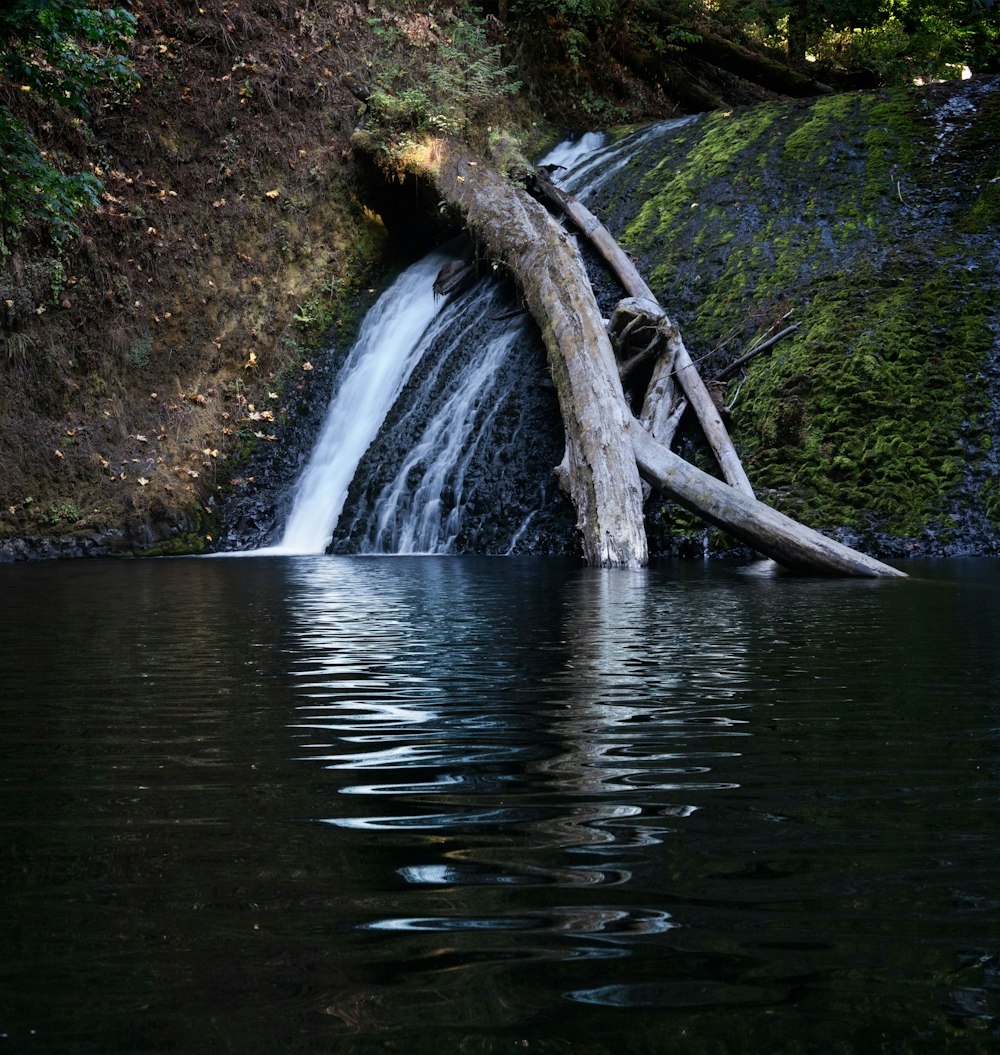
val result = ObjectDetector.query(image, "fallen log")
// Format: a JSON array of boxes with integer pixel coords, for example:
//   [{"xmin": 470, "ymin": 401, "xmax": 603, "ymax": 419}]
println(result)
[
  {"xmin": 630, "ymin": 422, "xmax": 904, "ymax": 577},
  {"xmin": 625, "ymin": 6, "xmax": 835, "ymax": 99},
  {"xmin": 393, "ymin": 136, "xmax": 648, "ymax": 567},
  {"xmin": 535, "ymin": 173, "xmax": 756, "ymax": 499},
  {"xmin": 357, "ymin": 134, "xmax": 903, "ymax": 576}
]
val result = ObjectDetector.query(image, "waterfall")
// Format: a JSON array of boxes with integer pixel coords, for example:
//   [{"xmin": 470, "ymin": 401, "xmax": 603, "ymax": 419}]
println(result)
[
  {"xmin": 328, "ymin": 273, "xmax": 568, "ymax": 556},
  {"xmin": 353, "ymin": 308, "xmax": 529, "ymax": 554},
  {"xmin": 258, "ymin": 252, "xmax": 451, "ymax": 554},
  {"xmin": 253, "ymin": 121, "xmax": 691, "ymax": 557}
]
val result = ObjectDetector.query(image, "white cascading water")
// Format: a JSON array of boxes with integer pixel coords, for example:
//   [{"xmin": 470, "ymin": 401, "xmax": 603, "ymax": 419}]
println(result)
[
  {"xmin": 546, "ymin": 119, "xmax": 694, "ymax": 200},
  {"xmin": 258, "ymin": 251, "xmax": 451, "ymax": 554},
  {"xmin": 358, "ymin": 314, "xmax": 528, "ymax": 554}
]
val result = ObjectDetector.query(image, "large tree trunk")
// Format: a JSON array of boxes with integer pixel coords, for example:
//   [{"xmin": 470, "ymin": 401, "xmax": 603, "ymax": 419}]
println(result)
[{"xmin": 393, "ymin": 136, "xmax": 648, "ymax": 567}]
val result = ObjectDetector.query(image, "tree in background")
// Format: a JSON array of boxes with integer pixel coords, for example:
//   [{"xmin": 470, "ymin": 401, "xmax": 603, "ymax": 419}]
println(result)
[
  {"xmin": 711, "ymin": 0, "xmax": 999, "ymax": 80},
  {"xmin": 501, "ymin": 0, "xmax": 998, "ymax": 115},
  {"xmin": 0, "ymin": 1, "xmax": 137, "ymax": 253}
]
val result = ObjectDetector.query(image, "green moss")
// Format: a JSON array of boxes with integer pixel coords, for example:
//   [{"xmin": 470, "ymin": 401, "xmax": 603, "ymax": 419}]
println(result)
[
  {"xmin": 624, "ymin": 105, "xmax": 784, "ymax": 259},
  {"xmin": 734, "ymin": 261, "xmax": 990, "ymax": 534},
  {"xmin": 615, "ymin": 82, "xmax": 997, "ymax": 545},
  {"xmin": 983, "ymin": 478, "xmax": 1000, "ymax": 526},
  {"xmin": 141, "ymin": 532, "xmax": 209, "ymax": 556},
  {"xmin": 861, "ymin": 92, "xmax": 926, "ymax": 205},
  {"xmin": 958, "ymin": 178, "xmax": 1000, "ymax": 233},
  {"xmin": 782, "ymin": 94, "xmax": 859, "ymax": 163}
]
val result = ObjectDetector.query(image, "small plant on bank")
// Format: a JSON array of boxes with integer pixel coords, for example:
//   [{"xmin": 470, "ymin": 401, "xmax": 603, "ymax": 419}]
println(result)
[
  {"xmin": 357, "ymin": 7, "xmax": 522, "ymax": 160},
  {"xmin": 0, "ymin": 1, "xmax": 138, "ymax": 253},
  {"xmin": 44, "ymin": 499, "xmax": 81, "ymax": 525}
]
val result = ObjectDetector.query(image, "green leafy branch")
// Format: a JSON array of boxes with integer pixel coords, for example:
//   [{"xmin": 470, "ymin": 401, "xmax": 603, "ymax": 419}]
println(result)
[{"xmin": 0, "ymin": 1, "xmax": 138, "ymax": 252}]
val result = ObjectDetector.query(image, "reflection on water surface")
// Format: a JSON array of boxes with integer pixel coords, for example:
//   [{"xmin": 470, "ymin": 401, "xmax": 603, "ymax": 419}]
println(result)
[{"xmin": 0, "ymin": 556, "xmax": 997, "ymax": 1053}]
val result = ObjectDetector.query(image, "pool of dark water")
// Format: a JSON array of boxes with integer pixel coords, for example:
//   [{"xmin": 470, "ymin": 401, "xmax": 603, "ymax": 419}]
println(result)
[{"xmin": 1, "ymin": 556, "xmax": 997, "ymax": 1053}]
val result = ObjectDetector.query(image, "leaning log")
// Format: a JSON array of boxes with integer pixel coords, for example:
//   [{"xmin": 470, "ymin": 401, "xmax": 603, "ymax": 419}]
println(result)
[
  {"xmin": 358, "ymin": 134, "xmax": 903, "ymax": 577},
  {"xmin": 392, "ymin": 136, "xmax": 648, "ymax": 567},
  {"xmin": 631, "ymin": 422, "xmax": 904, "ymax": 577},
  {"xmin": 535, "ymin": 174, "xmax": 756, "ymax": 499}
]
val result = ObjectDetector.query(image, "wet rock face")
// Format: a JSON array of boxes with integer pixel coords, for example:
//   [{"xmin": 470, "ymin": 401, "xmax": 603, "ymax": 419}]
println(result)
[
  {"xmin": 330, "ymin": 276, "xmax": 576, "ymax": 557},
  {"xmin": 589, "ymin": 76, "xmax": 1000, "ymax": 557}
]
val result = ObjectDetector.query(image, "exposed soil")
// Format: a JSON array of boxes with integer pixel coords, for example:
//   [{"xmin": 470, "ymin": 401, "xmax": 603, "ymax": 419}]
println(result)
[{"xmin": 0, "ymin": 1, "xmax": 396, "ymax": 557}]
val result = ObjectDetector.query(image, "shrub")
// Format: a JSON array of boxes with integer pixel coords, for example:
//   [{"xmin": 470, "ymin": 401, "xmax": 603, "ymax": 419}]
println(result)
[{"xmin": 0, "ymin": 1, "xmax": 138, "ymax": 251}]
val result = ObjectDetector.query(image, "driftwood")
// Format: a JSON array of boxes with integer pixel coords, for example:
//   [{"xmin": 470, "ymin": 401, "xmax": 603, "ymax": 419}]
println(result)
[
  {"xmin": 535, "ymin": 173, "xmax": 756, "ymax": 500},
  {"xmin": 630, "ymin": 423, "xmax": 904, "ymax": 577},
  {"xmin": 554, "ymin": 184, "xmax": 899, "ymax": 576},
  {"xmin": 537, "ymin": 179, "xmax": 899, "ymax": 577},
  {"xmin": 354, "ymin": 133, "xmax": 902, "ymax": 576}
]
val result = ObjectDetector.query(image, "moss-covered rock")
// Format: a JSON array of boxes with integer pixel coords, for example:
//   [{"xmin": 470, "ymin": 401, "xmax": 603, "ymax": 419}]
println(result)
[{"xmin": 589, "ymin": 76, "xmax": 1000, "ymax": 557}]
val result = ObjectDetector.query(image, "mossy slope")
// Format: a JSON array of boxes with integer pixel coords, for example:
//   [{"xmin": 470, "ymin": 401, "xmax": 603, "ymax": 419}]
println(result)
[{"xmin": 594, "ymin": 76, "xmax": 1000, "ymax": 556}]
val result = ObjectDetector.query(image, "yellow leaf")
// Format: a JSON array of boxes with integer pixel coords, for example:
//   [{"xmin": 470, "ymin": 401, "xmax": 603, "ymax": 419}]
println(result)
[
  {"xmin": 244, "ymin": 351, "xmax": 258, "ymax": 369},
  {"xmin": 265, "ymin": 189, "xmax": 280, "ymax": 199}
]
